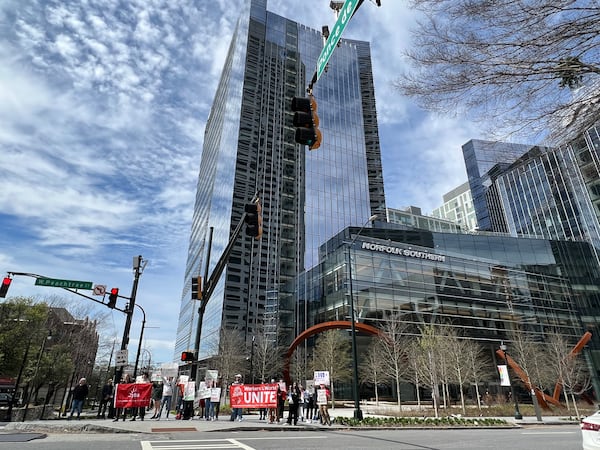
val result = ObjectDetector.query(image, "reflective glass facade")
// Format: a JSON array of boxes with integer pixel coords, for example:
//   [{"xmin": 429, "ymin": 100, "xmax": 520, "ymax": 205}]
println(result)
[
  {"xmin": 292, "ymin": 226, "xmax": 600, "ymax": 394},
  {"xmin": 175, "ymin": 0, "xmax": 386, "ymax": 359}
]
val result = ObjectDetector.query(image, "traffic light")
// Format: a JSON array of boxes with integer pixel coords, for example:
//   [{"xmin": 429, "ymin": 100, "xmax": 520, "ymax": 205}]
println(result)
[
  {"xmin": 0, "ymin": 277, "xmax": 12, "ymax": 298},
  {"xmin": 291, "ymin": 95, "xmax": 321, "ymax": 150},
  {"xmin": 244, "ymin": 202, "xmax": 263, "ymax": 239},
  {"xmin": 191, "ymin": 276, "xmax": 203, "ymax": 300},
  {"xmin": 107, "ymin": 288, "xmax": 119, "ymax": 309},
  {"xmin": 181, "ymin": 351, "xmax": 195, "ymax": 362}
]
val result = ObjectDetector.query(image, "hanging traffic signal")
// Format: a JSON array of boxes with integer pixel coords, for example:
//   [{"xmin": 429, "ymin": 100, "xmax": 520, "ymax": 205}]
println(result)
[
  {"xmin": 191, "ymin": 276, "xmax": 203, "ymax": 300},
  {"xmin": 107, "ymin": 288, "xmax": 119, "ymax": 309},
  {"xmin": 244, "ymin": 202, "xmax": 263, "ymax": 239},
  {"xmin": 0, "ymin": 277, "xmax": 12, "ymax": 298},
  {"xmin": 291, "ymin": 95, "xmax": 321, "ymax": 150},
  {"xmin": 181, "ymin": 351, "xmax": 195, "ymax": 362}
]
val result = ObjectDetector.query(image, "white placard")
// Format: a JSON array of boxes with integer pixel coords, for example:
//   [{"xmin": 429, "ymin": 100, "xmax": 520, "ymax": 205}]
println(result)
[
  {"xmin": 314, "ymin": 370, "xmax": 330, "ymax": 386},
  {"xmin": 210, "ymin": 387, "xmax": 221, "ymax": 402}
]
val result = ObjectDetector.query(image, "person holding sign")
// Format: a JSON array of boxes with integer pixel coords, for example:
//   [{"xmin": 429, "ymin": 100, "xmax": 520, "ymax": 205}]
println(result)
[{"xmin": 317, "ymin": 384, "xmax": 331, "ymax": 426}]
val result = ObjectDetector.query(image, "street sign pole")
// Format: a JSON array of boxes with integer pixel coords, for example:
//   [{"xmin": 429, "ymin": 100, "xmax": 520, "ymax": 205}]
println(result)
[{"xmin": 316, "ymin": 0, "xmax": 361, "ymax": 81}]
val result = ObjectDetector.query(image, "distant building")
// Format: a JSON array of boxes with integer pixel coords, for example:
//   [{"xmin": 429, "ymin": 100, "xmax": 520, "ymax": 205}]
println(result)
[
  {"xmin": 431, "ymin": 182, "xmax": 478, "ymax": 231},
  {"xmin": 387, "ymin": 206, "xmax": 461, "ymax": 233}
]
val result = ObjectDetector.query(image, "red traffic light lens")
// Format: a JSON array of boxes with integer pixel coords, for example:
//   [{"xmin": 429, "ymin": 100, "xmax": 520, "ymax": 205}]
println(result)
[
  {"xmin": 110, "ymin": 288, "xmax": 118, "ymax": 295},
  {"xmin": 2, "ymin": 277, "xmax": 11, "ymax": 286}
]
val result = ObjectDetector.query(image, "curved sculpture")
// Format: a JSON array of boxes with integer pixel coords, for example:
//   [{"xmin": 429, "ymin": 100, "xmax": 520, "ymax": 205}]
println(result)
[{"xmin": 283, "ymin": 320, "xmax": 381, "ymax": 385}]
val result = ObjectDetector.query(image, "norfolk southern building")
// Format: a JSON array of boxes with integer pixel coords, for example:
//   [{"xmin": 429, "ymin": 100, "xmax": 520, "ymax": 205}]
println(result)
[{"xmin": 284, "ymin": 223, "xmax": 600, "ymax": 397}]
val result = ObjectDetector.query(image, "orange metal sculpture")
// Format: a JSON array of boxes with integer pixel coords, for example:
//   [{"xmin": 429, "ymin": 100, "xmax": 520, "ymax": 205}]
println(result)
[
  {"xmin": 282, "ymin": 320, "xmax": 381, "ymax": 385},
  {"xmin": 496, "ymin": 331, "xmax": 592, "ymax": 409}
]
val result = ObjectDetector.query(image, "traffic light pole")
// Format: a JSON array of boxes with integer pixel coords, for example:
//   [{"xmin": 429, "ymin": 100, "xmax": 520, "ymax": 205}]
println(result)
[{"xmin": 114, "ymin": 255, "xmax": 144, "ymax": 384}]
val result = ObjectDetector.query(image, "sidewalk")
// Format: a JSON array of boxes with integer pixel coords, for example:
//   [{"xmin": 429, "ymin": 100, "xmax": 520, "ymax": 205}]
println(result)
[{"xmin": 0, "ymin": 408, "xmax": 579, "ymax": 435}]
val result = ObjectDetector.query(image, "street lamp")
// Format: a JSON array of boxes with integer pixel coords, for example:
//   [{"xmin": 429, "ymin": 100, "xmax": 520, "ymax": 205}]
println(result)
[
  {"xmin": 347, "ymin": 214, "xmax": 378, "ymax": 421},
  {"xmin": 500, "ymin": 342, "xmax": 523, "ymax": 420}
]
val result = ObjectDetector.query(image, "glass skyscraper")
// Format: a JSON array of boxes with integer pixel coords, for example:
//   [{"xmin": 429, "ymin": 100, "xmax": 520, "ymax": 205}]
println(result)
[{"xmin": 175, "ymin": 0, "xmax": 386, "ymax": 360}]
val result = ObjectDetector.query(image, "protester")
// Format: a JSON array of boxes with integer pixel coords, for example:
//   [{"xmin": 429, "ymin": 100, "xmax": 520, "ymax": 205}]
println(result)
[
  {"xmin": 317, "ymin": 383, "xmax": 331, "ymax": 426},
  {"xmin": 158, "ymin": 376, "xmax": 175, "ymax": 420},
  {"xmin": 303, "ymin": 387, "xmax": 314, "ymax": 423},
  {"xmin": 113, "ymin": 373, "xmax": 133, "ymax": 421},
  {"xmin": 97, "ymin": 378, "xmax": 113, "ymax": 419},
  {"xmin": 286, "ymin": 382, "xmax": 302, "ymax": 425},
  {"xmin": 276, "ymin": 380, "xmax": 287, "ymax": 423},
  {"xmin": 150, "ymin": 379, "xmax": 163, "ymax": 419},
  {"xmin": 68, "ymin": 378, "xmax": 89, "ymax": 420},
  {"xmin": 230, "ymin": 374, "xmax": 243, "ymax": 422}
]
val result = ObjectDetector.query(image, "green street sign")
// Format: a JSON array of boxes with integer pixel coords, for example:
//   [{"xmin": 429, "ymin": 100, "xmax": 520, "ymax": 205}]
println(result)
[
  {"xmin": 35, "ymin": 278, "xmax": 93, "ymax": 290},
  {"xmin": 316, "ymin": 0, "xmax": 360, "ymax": 80}
]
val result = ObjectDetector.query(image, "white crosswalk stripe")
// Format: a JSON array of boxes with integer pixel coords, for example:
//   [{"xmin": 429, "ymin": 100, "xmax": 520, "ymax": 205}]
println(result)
[{"xmin": 140, "ymin": 439, "xmax": 256, "ymax": 450}]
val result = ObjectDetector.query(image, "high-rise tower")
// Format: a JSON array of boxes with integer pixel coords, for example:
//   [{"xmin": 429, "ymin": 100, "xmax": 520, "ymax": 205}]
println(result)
[{"xmin": 175, "ymin": 0, "xmax": 386, "ymax": 360}]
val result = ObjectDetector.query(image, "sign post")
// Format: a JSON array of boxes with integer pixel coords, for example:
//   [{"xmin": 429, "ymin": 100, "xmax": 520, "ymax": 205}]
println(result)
[{"xmin": 316, "ymin": 0, "xmax": 361, "ymax": 80}]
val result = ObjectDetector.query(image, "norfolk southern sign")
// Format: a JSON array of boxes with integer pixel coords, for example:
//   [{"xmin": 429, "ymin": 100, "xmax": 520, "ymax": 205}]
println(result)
[
  {"xmin": 35, "ymin": 277, "xmax": 93, "ymax": 290},
  {"xmin": 361, "ymin": 241, "xmax": 446, "ymax": 262}
]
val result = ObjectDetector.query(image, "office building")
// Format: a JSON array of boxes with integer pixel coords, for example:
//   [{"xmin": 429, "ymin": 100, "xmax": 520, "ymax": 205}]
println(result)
[
  {"xmin": 387, "ymin": 206, "xmax": 461, "ymax": 233},
  {"xmin": 175, "ymin": 0, "xmax": 386, "ymax": 360},
  {"xmin": 431, "ymin": 182, "xmax": 478, "ymax": 231}
]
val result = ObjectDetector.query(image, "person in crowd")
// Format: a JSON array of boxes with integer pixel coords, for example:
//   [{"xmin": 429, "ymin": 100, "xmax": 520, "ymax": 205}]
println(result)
[
  {"xmin": 302, "ymin": 386, "xmax": 314, "ymax": 423},
  {"xmin": 317, "ymin": 383, "xmax": 331, "ymax": 426},
  {"xmin": 286, "ymin": 381, "xmax": 302, "ymax": 425},
  {"xmin": 276, "ymin": 380, "xmax": 286, "ymax": 423},
  {"xmin": 130, "ymin": 372, "xmax": 150, "ymax": 421},
  {"xmin": 158, "ymin": 376, "xmax": 175, "ymax": 420},
  {"xmin": 150, "ymin": 379, "xmax": 163, "ymax": 419},
  {"xmin": 68, "ymin": 377, "xmax": 89, "ymax": 420},
  {"xmin": 267, "ymin": 379, "xmax": 277, "ymax": 424},
  {"xmin": 230, "ymin": 374, "xmax": 243, "ymax": 422},
  {"xmin": 97, "ymin": 378, "xmax": 113, "ymax": 419},
  {"xmin": 113, "ymin": 373, "xmax": 133, "ymax": 421}
]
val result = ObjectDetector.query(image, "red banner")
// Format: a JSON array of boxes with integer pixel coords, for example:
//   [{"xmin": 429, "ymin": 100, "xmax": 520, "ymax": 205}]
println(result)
[
  {"xmin": 114, "ymin": 383, "xmax": 152, "ymax": 409},
  {"xmin": 230, "ymin": 383, "xmax": 277, "ymax": 408}
]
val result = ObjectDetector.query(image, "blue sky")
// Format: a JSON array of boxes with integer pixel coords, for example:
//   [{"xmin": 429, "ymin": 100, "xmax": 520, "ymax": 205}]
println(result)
[{"xmin": 0, "ymin": 0, "xmax": 479, "ymax": 366}]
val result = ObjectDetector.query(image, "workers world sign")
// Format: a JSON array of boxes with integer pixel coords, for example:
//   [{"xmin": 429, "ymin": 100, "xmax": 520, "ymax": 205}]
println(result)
[{"xmin": 229, "ymin": 383, "xmax": 278, "ymax": 408}]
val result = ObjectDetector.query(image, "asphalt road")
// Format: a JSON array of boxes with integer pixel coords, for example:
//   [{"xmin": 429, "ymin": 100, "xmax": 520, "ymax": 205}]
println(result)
[{"xmin": 0, "ymin": 426, "xmax": 583, "ymax": 450}]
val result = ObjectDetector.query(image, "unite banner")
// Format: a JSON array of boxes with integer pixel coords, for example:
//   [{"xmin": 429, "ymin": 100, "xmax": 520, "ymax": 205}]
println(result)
[
  {"xmin": 229, "ymin": 383, "xmax": 278, "ymax": 408},
  {"xmin": 114, "ymin": 383, "xmax": 152, "ymax": 408}
]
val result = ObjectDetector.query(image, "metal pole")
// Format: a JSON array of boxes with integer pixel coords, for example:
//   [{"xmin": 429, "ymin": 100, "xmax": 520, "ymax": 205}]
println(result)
[
  {"xmin": 133, "ymin": 304, "xmax": 146, "ymax": 379},
  {"xmin": 500, "ymin": 343, "xmax": 522, "ymax": 420},
  {"xmin": 115, "ymin": 255, "xmax": 143, "ymax": 384},
  {"xmin": 347, "ymin": 214, "xmax": 377, "ymax": 421}
]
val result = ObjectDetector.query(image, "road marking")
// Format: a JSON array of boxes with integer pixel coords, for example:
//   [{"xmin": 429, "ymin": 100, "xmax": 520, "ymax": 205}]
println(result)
[
  {"xmin": 140, "ymin": 436, "xmax": 327, "ymax": 450},
  {"xmin": 522, "ymin": 431, "xmax": 577, "ymax": 434}
]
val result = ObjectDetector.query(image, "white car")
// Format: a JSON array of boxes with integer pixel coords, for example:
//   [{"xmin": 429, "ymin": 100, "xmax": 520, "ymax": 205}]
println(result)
[{"xmin": 582, "ymin": 411, "xmax": 600, "ymax": 450}]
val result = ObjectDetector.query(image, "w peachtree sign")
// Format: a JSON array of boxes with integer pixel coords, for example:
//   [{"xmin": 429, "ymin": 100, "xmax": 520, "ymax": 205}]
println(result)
[{"xmin": 35, "ymin": 277, "xmax": 93, "ymax": 290}]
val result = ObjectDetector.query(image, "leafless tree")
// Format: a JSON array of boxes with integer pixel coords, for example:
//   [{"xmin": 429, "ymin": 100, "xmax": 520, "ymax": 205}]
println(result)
[
  {"xmin": 462, "ymin": 339, "xmax": 493, "ymax": 412},
  {"xmin": 396, "ymin": 1, "xmax": 600, "ymax": 143},
  {"xmin": 414, "ymin": 324, "xmax": 444, "ymax": 417},
  {"xmin": 212, "ymin": 328, "xmax": 246, "ymax": 394},
  {"xmin": 310, "ymin": 330, "xmax": 351, "ymax": 407},
  {"xmin": 546, "ymin": 332, "xmax": 592, "ymax": 419},
  {"xmin": 359, "ymin": 341, "xmax": 388, "ymax": 405},
  {"xmin": 378, "ymin": 314, "xmax": 410, "ymax": 407},
  {"xmin": 253, "ymin": 331, "xmax": 284, "ymax": 383}
]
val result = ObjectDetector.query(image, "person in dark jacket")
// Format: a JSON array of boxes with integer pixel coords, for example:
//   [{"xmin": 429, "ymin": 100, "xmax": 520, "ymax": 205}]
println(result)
[
  {"xmin": 68, "ymin": 378, "xmax": 89, "ymax": 419},
  {"xmin": 97, "ymin": 379, "xmax": 113, "ymax": 419},
  {"xmin": 286, "ymin": 382, "xmax": 302, "ymax": 425}
]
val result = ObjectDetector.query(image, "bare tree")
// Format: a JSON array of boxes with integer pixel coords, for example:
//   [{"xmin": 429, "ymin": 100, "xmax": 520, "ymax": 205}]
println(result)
[
  {"xmin": 396, "ymin": 1, "xmax": 600, "ymax": 142},
  {"xmin": 253, "ymin": 332, "xmax": 283, "ymax": 383},
  {"xmin": 378, "ymin": 314, "xmax": 410, "ymax": 407},
  {"xmin": 546, "ymin": 333, "xmax": 592, "ymax": 419},
  {"xmin": 359, "ymin": 341, "xmax": 388, "ymax": 406},
  {"xmin": 310, "ymin": 330, "xmax": 351, "ymax": 407},
  {"xmin": 462, "ymin": 339, "xmax": 492, "ymax": 412},
  {"xmin": 414, "ymin": 324, "xmax": 444, "ymax": 417},
  {"xmin": 212, "ymin": 328, "xmax": 247, "ymax": 394}
]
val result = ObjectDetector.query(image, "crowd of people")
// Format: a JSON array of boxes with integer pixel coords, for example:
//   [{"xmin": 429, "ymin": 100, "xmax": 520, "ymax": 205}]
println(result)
[{"xmin": 66, "ymin": 371, "xmax": 333, "ymax": 426}]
